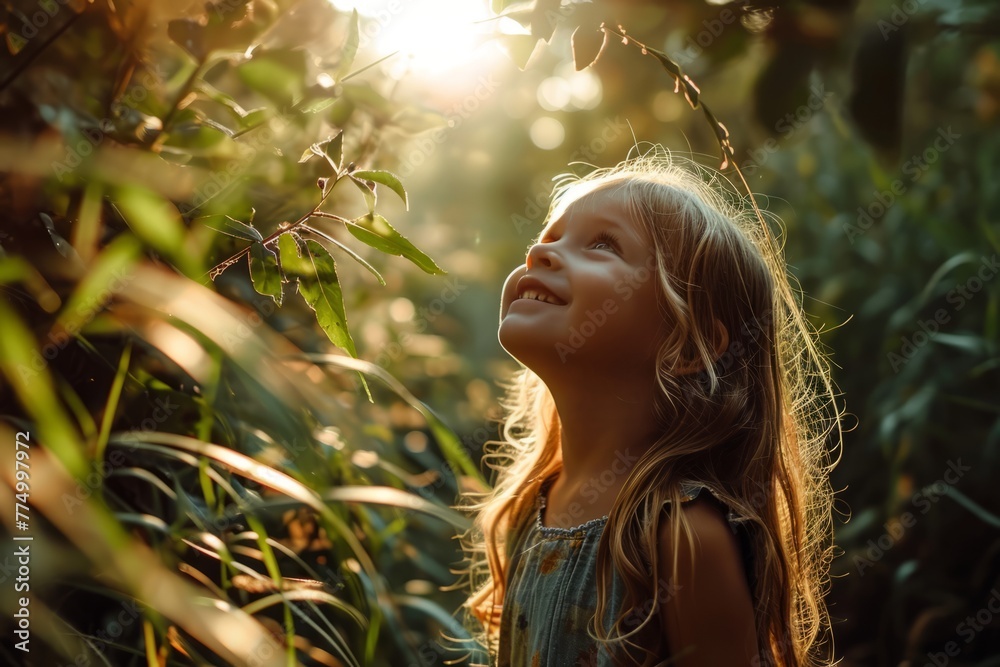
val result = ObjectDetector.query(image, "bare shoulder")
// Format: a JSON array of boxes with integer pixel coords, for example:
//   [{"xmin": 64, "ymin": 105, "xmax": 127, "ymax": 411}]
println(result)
[{"xmin": 655, "ymin": 494, "xmax": 758, "ymax": 666}]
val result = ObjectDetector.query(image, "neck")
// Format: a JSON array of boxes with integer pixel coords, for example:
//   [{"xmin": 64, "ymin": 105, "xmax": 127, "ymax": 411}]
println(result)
[{"xmin": 544, "ymin": 367, "xmax": 661, "ymax": 497}]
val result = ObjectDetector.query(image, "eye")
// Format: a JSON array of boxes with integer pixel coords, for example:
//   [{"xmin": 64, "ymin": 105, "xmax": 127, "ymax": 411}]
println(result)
[{"xmin": 592, "ymin": 230, "xmax": 621, "ymax": 253}]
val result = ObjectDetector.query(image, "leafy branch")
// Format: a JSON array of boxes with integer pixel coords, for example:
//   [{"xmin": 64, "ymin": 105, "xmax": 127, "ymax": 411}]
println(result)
[
  {"xmin": 203, "ymin": 131, "xmax": 445, "ymax": 403},
  {"xmin": 570, "ymin": 21, "xmax": 769, "ymax": 257}
]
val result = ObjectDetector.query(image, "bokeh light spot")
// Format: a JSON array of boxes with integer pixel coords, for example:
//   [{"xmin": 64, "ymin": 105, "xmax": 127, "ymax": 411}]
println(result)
[{"xmin": 530, "ymin": 117, "xmax": 565, "ymax": 150}]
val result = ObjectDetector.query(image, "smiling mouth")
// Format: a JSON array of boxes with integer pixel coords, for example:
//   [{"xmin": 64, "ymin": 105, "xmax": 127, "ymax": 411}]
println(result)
[{"xmin": 516, "ymin": 289, "xmax": 566, "ymax": 305}]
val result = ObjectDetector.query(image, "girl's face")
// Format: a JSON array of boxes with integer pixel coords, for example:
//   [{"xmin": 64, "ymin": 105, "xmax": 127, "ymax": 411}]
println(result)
[{"xmin": 498, "ymin": 185, "xmax": 669, "ymax": 377}]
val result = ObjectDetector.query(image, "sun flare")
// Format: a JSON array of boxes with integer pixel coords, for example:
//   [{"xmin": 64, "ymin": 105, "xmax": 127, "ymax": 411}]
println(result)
[{"xmin": 329, "ymin": 0, "xmax": 498, "ymax": 78}]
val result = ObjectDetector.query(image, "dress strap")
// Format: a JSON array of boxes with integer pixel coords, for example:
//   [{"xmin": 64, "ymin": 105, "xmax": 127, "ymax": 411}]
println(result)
[{"xmin": 666, "ymin": 483, "xmax": 757, "ymax": 594}]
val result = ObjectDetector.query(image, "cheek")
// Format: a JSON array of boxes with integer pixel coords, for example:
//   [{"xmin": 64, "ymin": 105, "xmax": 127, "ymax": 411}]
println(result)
[{"xmin": 501, "ymin": 264, "xmax": 527, "ymax": 308}]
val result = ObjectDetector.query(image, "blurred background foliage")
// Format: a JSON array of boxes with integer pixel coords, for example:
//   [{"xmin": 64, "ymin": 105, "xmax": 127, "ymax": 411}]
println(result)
[{"xmin": 0, "ymin": 0, "xmax": 999, "ymax": 665}]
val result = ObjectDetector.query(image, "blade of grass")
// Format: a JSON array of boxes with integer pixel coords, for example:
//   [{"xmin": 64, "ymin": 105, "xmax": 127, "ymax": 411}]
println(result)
[
  {"xmin": 143, "ymin": 617, "xmax": 158, "ymax": 667},
  {"xmin": 108, "ymin": 430, "xmax": 392, "ymax": 663},
  {"xmin": 242, "ymin": 513, "xmax": 297, "ymax": 667},
  {"xmin": 96, "ymin": 340, "xmax": 132, "ymax": 462},
  {"xmin": 0, "ymin": 430, "xmax": 289, "ymax": 667},
  {"xmin": 0, "ymin": 300, "xmax": 87, "ymax": 476},
  {"xmin": 299, "ymin": 353, "xmax": 485, "ymax": 486}
]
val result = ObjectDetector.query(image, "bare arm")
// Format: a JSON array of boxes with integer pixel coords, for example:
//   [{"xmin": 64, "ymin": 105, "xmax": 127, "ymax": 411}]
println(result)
[{"xmin": 657, "ymin": 496, "xmax": 758, "ymax": 666}]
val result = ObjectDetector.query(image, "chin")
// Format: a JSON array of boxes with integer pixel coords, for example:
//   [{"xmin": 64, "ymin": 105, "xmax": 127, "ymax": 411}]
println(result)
[{"xmin": 499, "ymin": 327, "xmax": 565, "ymax": 377}]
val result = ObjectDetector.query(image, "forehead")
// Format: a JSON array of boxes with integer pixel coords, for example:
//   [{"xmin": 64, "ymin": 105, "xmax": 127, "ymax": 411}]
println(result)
[{"xmin": 542, "ymin": 184, "xmax": 640, "ymax": 238}]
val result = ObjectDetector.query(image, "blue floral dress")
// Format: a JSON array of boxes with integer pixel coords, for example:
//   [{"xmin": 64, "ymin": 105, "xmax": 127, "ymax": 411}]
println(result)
[{"xmin": 494, "ymin": 477, "xmax": 754, "ymax": 667}]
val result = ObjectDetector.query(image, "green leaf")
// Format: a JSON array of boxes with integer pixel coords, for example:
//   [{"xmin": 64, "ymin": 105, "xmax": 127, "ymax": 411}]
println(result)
[
  {"xmin": 336, "ymin": 9, "xmax": 360, "ymax": 82},
  {"xmin": 324, "ymin": 131, "xmax": 344, "ymax": 174},
  {"xmin": 941, "ymin": 485, "xmax": 1000, "ymax": 529},
  {"xmin": 167, "ymin": 1, "xmax": 256, "ymax": 62},
  {"xmin": 301, "ymin": 353, "xmax": 484, "ymax": 484},
  {"xmin": 249, "ymin": 242, "xmax": 283, "ymax": 305},
  {"xmin": 277, "ymin": 234, "xmax": 357, "ymax": 356},
  {"xmin": 350, "ymin": 175, "xmax": 377, "ymax": 213},
  {"xmin": 240, "ymin": 108, "xmax": 271, "ymax": 130},
  {"xmin": 195, "ymin": 79, "xmax": 251, "ymax": 120},
  {"xmin": 0, "ymin": 256, "xmax": 60, "ymax": 312},
  {"xmin": 238, "ymin": 49, "xmax": 306, "ymax": 106},
  {"xmin": 350, "ymin": 169, "xmax": 407, "ymax": 209},
  {"xmin": 115, "ymin": 186, "xmax": 199, "ymax": 277},
  {"xmin": 197, "ymin": 214, "xmax": 263, "ymax": 242},
  {"xmin": 57, "ymin": 234, "xmax": 142, "ymax": 334},
  {"xmin": 346, "ymin": 214, "xmax": 445, "ymax": 275},
  {"xmin": 0, "ymin": 302, "xmax": 88, "ymax": 478},
  {"xmin": 299, "ymin": 96, "xmax": 338, "ymax": 114},
  {"xmin": 301, "ymin": 225, "xmax": 386, "ymax": 286}
]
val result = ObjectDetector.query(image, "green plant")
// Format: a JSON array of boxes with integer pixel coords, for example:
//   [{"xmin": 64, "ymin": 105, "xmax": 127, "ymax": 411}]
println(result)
[{"xmin": 0, "ymin": 1, "xmax": 487, "ymax": 665}]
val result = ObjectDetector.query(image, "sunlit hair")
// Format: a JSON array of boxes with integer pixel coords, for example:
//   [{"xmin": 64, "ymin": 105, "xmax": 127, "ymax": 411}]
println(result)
[{"xmin": 447, "ymin": 146, "xmax": 844, "ymax": 667}]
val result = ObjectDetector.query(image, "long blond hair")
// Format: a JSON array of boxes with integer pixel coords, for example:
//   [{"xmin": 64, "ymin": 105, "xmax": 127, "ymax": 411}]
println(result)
[{"xmin": 448, "ymin": 147, "xmax": 844, "ymax": 666}]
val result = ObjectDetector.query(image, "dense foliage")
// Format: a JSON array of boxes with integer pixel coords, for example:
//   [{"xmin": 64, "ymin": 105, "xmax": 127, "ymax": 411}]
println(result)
[
  {"xmin": 1, "ymin": 0, "xmax": 999, "ymax": 665},
  {"xmin": 0, "ymin": 1, "xmax": 488, "ymax": 665}
]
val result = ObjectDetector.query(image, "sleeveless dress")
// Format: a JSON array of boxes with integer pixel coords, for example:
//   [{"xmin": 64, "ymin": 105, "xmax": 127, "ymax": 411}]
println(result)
[{"xmin": 494, "ymin": 477, "xmax": 755, "ymax": 667}]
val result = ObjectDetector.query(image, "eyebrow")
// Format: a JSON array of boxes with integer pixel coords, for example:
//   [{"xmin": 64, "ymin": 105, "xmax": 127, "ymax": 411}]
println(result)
[{"xmin": 540, "ymin": 213, "xmax": 640, "ymax": 250}]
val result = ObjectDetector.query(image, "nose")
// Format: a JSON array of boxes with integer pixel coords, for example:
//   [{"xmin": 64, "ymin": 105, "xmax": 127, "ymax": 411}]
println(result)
[{"xmin": 526, "ymin": 240, "xmax": 561, "ymax": 270}]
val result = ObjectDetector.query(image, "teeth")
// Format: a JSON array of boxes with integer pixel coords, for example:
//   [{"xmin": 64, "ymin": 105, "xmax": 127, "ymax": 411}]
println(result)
[{"xmin": 521, "ymin": 289, "xmax": 562, "ymax": 305}]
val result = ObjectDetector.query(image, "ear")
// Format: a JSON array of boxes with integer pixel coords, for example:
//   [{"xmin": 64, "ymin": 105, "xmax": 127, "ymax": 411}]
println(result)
[{"xmin": 673, "ymin": 318, "xmax": 729, "ymax": 375}]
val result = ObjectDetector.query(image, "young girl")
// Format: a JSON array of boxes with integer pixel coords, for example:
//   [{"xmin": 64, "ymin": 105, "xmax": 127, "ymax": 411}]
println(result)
[{"xmin": 452, "ymin": 148, "xmax": 843, "ymax": 667}]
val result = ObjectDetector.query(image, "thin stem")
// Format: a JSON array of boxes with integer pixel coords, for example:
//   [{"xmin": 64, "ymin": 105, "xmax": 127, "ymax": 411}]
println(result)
[
  {"xmin": 600, "ymin": 23, "xmax": 765, "ymax": 244},
  {"xmin": 205, "ymin": 175, "xmax": 346, "ymax": 280},
  {"xmin": 159, "ymin": 59, "xmax": 207, "ymax": 137},
  {"xmin": 0, "ymin": 12, "xmax": 82, "ymax": 93}
]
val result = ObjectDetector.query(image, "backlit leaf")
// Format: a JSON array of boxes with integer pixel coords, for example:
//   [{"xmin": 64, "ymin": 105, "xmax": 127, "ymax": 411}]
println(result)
[
  {"xmin": 346, "ymin": 214, "xmax": 445, "ymax": 275},
  {"xmin": 277, "ymin": 233, "xmax": 356, "ymax": 356},
  {"xmin": 335, "ymin": 9, "xmax": 360, "ymax": 81},
  {"xmin": 350, "ymin": 169, "xmax": 407, "ymax": 209},
  {"xmin": 198, "ymin": 214, "xmax": 263, "ymax": 242},
  {"xmin": 324, "ymin": 131, "xmax": 344, "ymax": 174},
  {"xmin": 115, "ymin": 186, "xmax": 199, "ymax": 277},
  {"xmin": 249, "ymin": 242, "xmax": 282, "ymax": 306},
  {"xmin": 350, "ymin": 174, "xmax": 376, "ymax": 213},
  {"xmin": 238, "ymin": 49, "xmax": 306, "ymax": 106}
]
